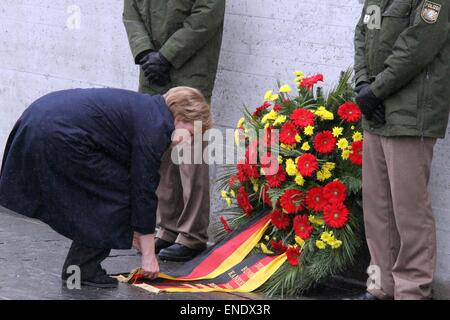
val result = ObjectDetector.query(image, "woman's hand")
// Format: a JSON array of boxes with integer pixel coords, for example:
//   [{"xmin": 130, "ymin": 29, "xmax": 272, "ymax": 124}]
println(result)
[
  {"xmin": 132, "ymin": 232, "xmax": 142, "ymax": 253},
  {"xmin": 141, "ymin": 253, "xmax": 160, "ymax": 279},
  {"xmin": 136, "ymin": 233, "xmax": 159, "ymax": 279}
]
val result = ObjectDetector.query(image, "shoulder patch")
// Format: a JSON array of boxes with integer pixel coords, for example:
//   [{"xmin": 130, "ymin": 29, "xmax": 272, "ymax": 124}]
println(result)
[{"xmin": 421, "ymin": 0, "xmax": 442, "ymax": 24}]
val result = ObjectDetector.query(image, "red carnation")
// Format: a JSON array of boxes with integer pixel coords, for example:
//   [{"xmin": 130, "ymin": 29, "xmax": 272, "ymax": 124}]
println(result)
[
  {"xmin": 280, "ymin": 189, "xmax": 304, "ymax": 214},
  {"xmin": 286, "ymin": 246, "xmax": 301, "ymax": 266},
  {"xmin": 253, "ymin": 101, "xmax": 271, "ymax": 118},
  {"xmin": 300, "ymin": 74, "xmax": 324, "ymax": 90},
  {"xmin": 245, "ymin": 139, "xmax": 259, "ymax": 164},
  {"xmin": 349, "ymin": 140, "xmax": 363, "ymax": 166},
  {"xmin": 324, "ymin": 202, "xmax": 349, "ymax": 228},
  {"xmin": 296, "ymin": 153, "xmax": 318, "ymax": 177},
  {"xmin": 229, "ymin": 175, "xmax": 240, "ymax": 189},
  {"xmin": 271, "ymin": 240, "xmax": 287, "ymax": 254},
  {"xmin": 314, "ymin": 131, "xmax": 337, "ymax": 154},
  {"xmin": 266, "ymin": 166, "xmax": 286, "ymax": 188},
  {"xmin": 290, "ymin": 108, "xmax": 315, "ymax": 128},
  {"xmin": 237, "ymin": 187, "xmax": 253, "ymax": 216},
  {"xmin": 220, "ymin": 216, "xmax": 233, "ymax": 234},
  {"xmin": 338, "ymin": 102, "xmax": 362, "ymax": 123},
  {"xmin": 262, "ymin": 185, "xmax": 273, "ymax": 207},
  {"xmin": 237, "ymin": 162, "xmax": 259, "ymax": 182},
  {"xmin": 305, "ymin": 186, "xmax": 327, "ymax": 212},
  {"xmin": 279, "ymin": 122, "xmax": 298, "ymax": 145},
  {"xmin": 271, "ymin": 209, "xmax": 291, "ymax": 230},
  {"xmin": 273, "ymin": 104, "xmax": 281, "ymax": 112},
  {"xmin": 293, "ymin": 215, "xmax": 314, "ymax": 240},
  {"xmin": 323, "ymin": 180, "xmax": 347, "ymax": 203}
]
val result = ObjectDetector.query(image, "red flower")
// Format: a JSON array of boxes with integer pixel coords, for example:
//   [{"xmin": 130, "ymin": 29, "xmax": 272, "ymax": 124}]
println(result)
[
  {"xmin": 237, "ymin": 162, "xmax": 259, "ymax": 183},
  {"xmin": 229, "ymin": 175, "xmax": 240, "ymax": 189},
  {"xmin": 338, "ymin": 102, "xmax": 362, "ymax": 123},
  {"xmin": 280, "ymin": 189, "xmax": 304, "ymax": 214},
  {"xmin": 286, "ymin": 246, "xmax": 301, "ymax": 266},
  {"xmin": 300, "ymin": 74, "xmax": 324, "ymax": 90},
  {"xmin": 279, "ymin": 122, "xmax": 298, "ymax": 145},
  {"xmin": 305, "ymin": 187, "xmax": 327, "ymax": 212},
  {"xmin": 266, "ymin": 166, "xmax": 286, "ymax": 188},
  {"xmin": 273, "ymin": 104, "xmax": 281, "ymax": 112},
  {"xmin": 271, "ymin": 209, "xmax": 290, "ymax": 230},
  {"xmin": 323, "ymin": 180, "xmax": 347, "ymax": 203},
  {"xmin": 314, "ymin": 131, "xmax": 337, "ymax": 154},
  {"xmin": 290, "ymin": 108, "xmax": 315, "ymax": 128},
  {"xmin": 271, "ymin": 240, "xmax": 287, "ymax": 254},
  {"xmin": 296, "ymin": 153, "xmax": 318, "ymax": 177},
  {"xmin": 237, "ymin": 187, "xmax": 253, "ymax": 215},
  {"xmin": 349, "ymin": 140, "xmax": 363, "ymax": 166},
  {"xmin": 253, "ymin": 101, "xmax": 271, "ymax": 117},
  {"xmin": 324, "ymin": 202, "xmax": 349, "ymax": 228},
  {"xmin": 220, "ymin": 216, "xmax": 232, "ymax": 234},
  {"xmin": 245, "ymin": 139, "xmax": 258, "ymax": 164},
  {"xmin": 293, "ymin": 215, "xmax": 314, "ymax": 240}
]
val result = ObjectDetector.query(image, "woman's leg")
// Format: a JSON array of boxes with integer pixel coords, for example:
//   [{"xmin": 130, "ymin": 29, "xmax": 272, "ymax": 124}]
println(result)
[{"xmin": 61, "ymin": 241, "xmax": 117, "ymax": 288}]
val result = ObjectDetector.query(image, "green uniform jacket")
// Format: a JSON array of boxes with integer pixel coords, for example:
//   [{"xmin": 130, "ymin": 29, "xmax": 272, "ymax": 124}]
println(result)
[
  {"xmin": 123, "ymin": 0, "xmax": 225, "ymax": 98},
  {"xmin": 354, "ymin": 0, "xmax": 450, "ymax": 138}
]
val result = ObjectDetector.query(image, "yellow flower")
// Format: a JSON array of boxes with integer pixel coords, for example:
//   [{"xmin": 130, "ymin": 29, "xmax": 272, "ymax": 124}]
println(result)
[
  {"xmin": 301, "ymin": 142, "xmax": 311, "ymax": 151},
  {"xmin": 236, "ymin": 117, "xmax": 245, "ymax": 129},
  {"xmin": 273, "ymin": 115, "xmax": 287, "ymax": 126},
  {"xmin": 252, "ymin": 180, "xmax": 259, "ymax": 192},
  {"xmin": 315, "ymin": 240, "xmax": 327, "ymax": 250},
  {"xmin": 226, "ymin": 197, "xmax": 232, "ymax": 207},
  {"xmin": 351, "ymin": 126, "xmax": 355, "ymax": 130},
  {"xmin": 295, "ymin": 236, "xmax": 305, "ymax": 246},
  {"xmin": 332, "ymin": 127, "xmax": 344, "ymax": 138},
  {"xmin": 315, "ymin": 106, "xmax": 334, "ymax": 121},
  {"xmin": 337, "ymin": 138, "xmax": 349, "ymax": 150},
  {"xmin": 323, "ymin": 162, "xmax": 336, "ymax": 171},
  {"xmin": 295, "ymin": 134, "xmax": 302, "ymax": 143},
  {"xmin": 309, "ymin": 215, "xmax": 325, "ymax": 226},
  {"xmin": 285, "ymin": 159, "xmax": 298, "ymax": 176},
  {"xmin": 221, "ymin": 190, "xmax": 228, "ymax": 199},
  {"xmin": 294, "ymin": 70, "xmax": 305, "ymax": 77},
  {"xmin": 264, "ymin": 235, "xmax": 270, "ymax": 241},
  {"xmin": 295, "ymin": 174, "xmax": 305, "ymax": 186},
  {"xmin": 261, "ymin": 110, "xmax": 278, "ymax": 124},
  {"xmin": 330, "ymin": 240, "xmax": 343, "ymax": 249},
  {"xmin": 320, "ymin": 231, "xmax": 335, "ymax": 244},
  {"xmin": 264, "ymin": 90, "xmax": 273, "ymax": 101},
  {"xmin": 230, "ymin": 190, "xmax": 236, "ymax": 198},
  {"xmin": 317, "ymin": 169, "xmax": 332, "ymax": 182},
  {"xmin": 260, "ymin": 243, "xmax": 274, "ymax": 255},
  {"xmin": 279, "ymin": 84, "xmax": 292, "ymax": 93},
  {"xmin": 270, "ymin": 94, "xmax": 279, "ymax": 101},
  {"xmin": 264, "ymin": 123, "xmax": 270, "ymax": 129},
  {"xmin": 304, "ymin": 125, "xmax": 314, "ymax": 136},
  {"xmin": 353, "ymin": 131, "xmax": 363, "ymax": 142},
  {"xmin": 281, "ymin": 143, "xmax": 296, "ymax": 150},
  {"xmin": 277, "ymin": 155, "xmax": 284, "ymax": 164},
  {"xmin": 342, "ymin": 149, "xmax": 350, "ymax": 160}
]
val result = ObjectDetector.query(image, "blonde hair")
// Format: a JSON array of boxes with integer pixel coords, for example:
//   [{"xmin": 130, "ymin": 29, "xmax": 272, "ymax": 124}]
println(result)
[{"xmin": 164, "ymin": 87, "xmax": 213, "ymax": 132}]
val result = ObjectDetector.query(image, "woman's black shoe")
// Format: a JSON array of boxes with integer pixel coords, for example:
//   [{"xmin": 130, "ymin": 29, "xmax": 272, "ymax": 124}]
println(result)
[{"xmin": 158, "ymin": 243, "xmax": 204, "ymax": 262}]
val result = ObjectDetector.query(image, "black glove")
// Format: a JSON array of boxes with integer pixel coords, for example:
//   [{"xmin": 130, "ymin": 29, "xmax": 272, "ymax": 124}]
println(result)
[
  {"xmin": 141, "ymin": 51, "xmax": 171, "ymax": 87},
  {"xmin": 354, "ymin": 82, "xmax": 369, "ymax": 94},
  {"xmin": 355, "ymin": 85, "xmax": 385, "ymax": 125}
]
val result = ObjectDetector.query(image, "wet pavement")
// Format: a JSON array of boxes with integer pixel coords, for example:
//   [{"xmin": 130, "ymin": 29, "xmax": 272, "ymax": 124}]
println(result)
[{"xmin": 0, "ymin": 207, "xmax": 365, "ymax": 300}]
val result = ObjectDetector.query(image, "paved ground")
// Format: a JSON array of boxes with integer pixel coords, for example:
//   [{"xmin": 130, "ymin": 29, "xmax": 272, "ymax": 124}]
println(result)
[{"xmin": 0, "ymin": 207, "xmax": 365, "ymax": 300}]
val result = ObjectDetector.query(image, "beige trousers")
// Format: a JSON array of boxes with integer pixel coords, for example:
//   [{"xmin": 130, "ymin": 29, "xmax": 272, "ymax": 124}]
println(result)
[
  {"xmin": 156, "ymin": 144, "xmax": 210, "ymax": 250},
  {"xmin": 363, "ymin": 131, "xmax": 437, "ymax": 300}
]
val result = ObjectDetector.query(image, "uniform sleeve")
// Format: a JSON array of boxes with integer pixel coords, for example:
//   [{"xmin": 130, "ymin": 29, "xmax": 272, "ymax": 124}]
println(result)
[
  {"xmin": 159, "ymin": 0, "xmax": 226, "ymax": 69},
  {"xmin": 123, "ymin": 0, "xmax": 155, "ymax": 64},
  {"xmin": 354, "ymin": 2, "xmax": 370, "ymax": 86},
  {"xmin": 371, "ymin": 0, "xmax": 450, "ymax": 99}
]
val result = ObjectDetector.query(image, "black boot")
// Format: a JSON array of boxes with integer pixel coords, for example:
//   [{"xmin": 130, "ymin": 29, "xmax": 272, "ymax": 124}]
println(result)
[
  {"xmin": 349, "ymin": 292, "xmax": 380, "ymax": 300},
  {"xmin": 61, "ymin": 242, "xmax": 118, "ymax": 288},
  {"xmin": 155, "ymin": 238, "xmax": 174, "ymax": 254},
  {"xmin": 158, "ymin": 243, "xmax": 204, "ymax": 262}
]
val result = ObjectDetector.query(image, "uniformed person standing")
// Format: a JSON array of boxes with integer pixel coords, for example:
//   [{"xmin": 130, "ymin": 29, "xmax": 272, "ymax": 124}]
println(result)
[
  {"xmin": 354, "ymin": 0, "xmax": 450, "ymax": 299},
  {"xmin": 123, "ymin": 0, "xmax": 226, "ymax": 261}
]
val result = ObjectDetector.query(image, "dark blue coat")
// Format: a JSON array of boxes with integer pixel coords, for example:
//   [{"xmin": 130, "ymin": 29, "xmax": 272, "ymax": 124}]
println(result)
[{"xmin": 0, "ymin": 88, "xmax": 174, "ymax": 249}]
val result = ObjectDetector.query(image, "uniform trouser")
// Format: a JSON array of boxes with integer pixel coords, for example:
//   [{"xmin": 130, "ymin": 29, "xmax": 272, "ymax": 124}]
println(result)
[
  {"xmin": 61, "ymin": 242, "xmax": 111, "ymax": 280},
  {"xmin": 156, "ymin": 143, "xmax": 210, "ymax": 250},
  {"xmin": 363, "ymin": 131, "xmax": 437, "ymax": 300}
]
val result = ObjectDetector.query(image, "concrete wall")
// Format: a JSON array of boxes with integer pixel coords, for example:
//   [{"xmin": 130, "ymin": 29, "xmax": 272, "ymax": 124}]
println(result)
[{"xmin": 0, "ymin": 0, "xmax": 449, "ymax": 298}]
